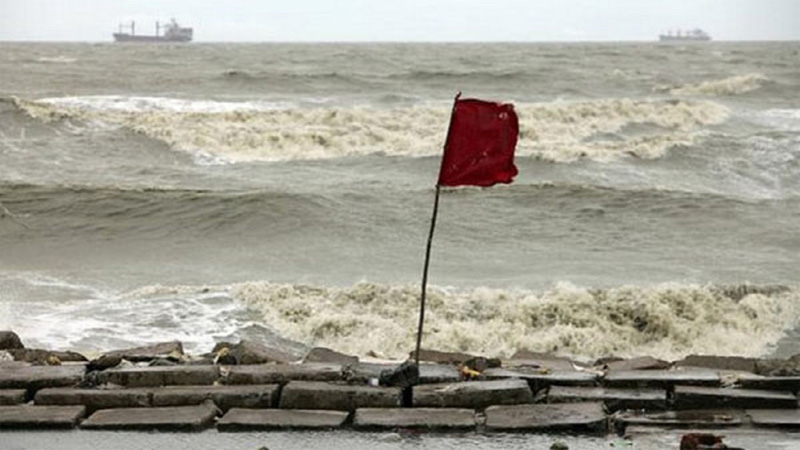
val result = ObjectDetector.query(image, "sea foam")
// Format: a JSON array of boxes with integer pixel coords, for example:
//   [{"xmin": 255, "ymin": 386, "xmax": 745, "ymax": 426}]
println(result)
[{"xmin": 16, "ymin": 96, "xmax": 729, "ymax": 164}]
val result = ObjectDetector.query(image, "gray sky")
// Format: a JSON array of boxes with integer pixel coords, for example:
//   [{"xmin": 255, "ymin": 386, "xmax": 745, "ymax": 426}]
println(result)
[{"xmin": 1, "ymin": 0, "xmax": 798, "ymax": 42}]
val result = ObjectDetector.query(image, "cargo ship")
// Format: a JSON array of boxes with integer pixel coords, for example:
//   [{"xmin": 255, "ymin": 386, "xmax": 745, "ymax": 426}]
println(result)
[
  {"xmin": 113, "ymin": 19, "xmax": 193, "ymax": 43},
  {"xmin": 659, "ymin": 29, "xmax": 711, "ymax": 42}
]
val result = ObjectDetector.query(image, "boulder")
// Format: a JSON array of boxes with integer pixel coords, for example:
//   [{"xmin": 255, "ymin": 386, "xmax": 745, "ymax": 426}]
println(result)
[
  {"xmin": 214, "ymin": 340, "xmax": 298, "ymax": 365},
  {"xmin": 379, "ymin": 361, "xmax": 419, "ymax": 389},
  {"xmin": 86, "ymin": 354, "xmax": 123, "ymax": 372},
  {"xmin": 10, "ymin": 348, "xmax": 87, "ymax": 364},
  {"xmin": 0, "ymin": 332, "xmax": 23, "ymax": 350},
  {"xmin": 756, "ymin": 355, "xmax": 800, "ymax": 376}
]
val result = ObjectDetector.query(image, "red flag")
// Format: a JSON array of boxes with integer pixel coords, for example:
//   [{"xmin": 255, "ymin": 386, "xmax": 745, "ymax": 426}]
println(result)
[{"xmin": 437, "ymin": 94, "xmax": 519, "ymax": 187}]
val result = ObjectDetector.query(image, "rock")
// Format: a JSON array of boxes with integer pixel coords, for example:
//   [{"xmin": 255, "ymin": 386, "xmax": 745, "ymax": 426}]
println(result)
[
  {"xmin": 379, "ymin": 361, "xmax": 419, "ymax": 388},
  {"xmin": 463, "ymin": 357, "xmax": 502, "ymax": 373},
  {"xmin": 413, "ymin": 379, "xmax": 533, "ymax": 409},
  {"xmin": 0, "ymin": 365, "xmax": 85, "ymax": 390},
  {"xmin": 603, "ymin": 357, "xmax": 671, "ymax": 372},
  {"xmin": 218, "ymin": 408, "xmax": 349, "ymax": 430},
  {"xmin": 353, "ymin": 407, "xmax": 475, "ymax": 430},
  {"xmin": 483, "ymin": 367, "xmax": 598, "ymax": 391},
  {"xmin": 0, "ymin": 332, "xmax": 24, "ymax": 350},
  {"xmin": 484, "ymin": 402, "xmax": 607, "ymax": 432},
  {"xmin": 409, "ymin": 349, "xmax": 478, "ymax": 365},
  {"xmin": 304, "ymin": 347, "xmax": 358, "ymax": 365},
  {"xmin": 747, "ymin": 409, "xmax": 800, "ymax": 428},
  {"xmin": 676, "ymin": 355, "xmax": 758, "ymax": 373},
  {"xmin": 0, "ymin": 389, "xmax": 27, "ymax": 405},
  {"xmin": 756, "ymin": 355, "xmax": 800, "ymax": 376},
  {"xmin": 80, "ymin": 403, "xmax": 218, "ymax": 430},
  {"xmin": 679, "ymin": 433, "xmax": 725, "ymax": 450},
  {"xmin": 10, "ymin": 348, "xmax": 87, "ymax": 364},
  {"xmin": 547, "ymin": 386, "xmax": 667, "ymax": 412},
  {"xmin": 603, "ymin": 369, "xmax": 720, "ymax": 389},
  {"xmin": 346, "ymin": 363, "xmax": 459, "ymax": 385},
  {"xmin": 102, "ymin": 341, "xmax": 184, "ymax": 363},
  {"xmin": 152, "ymin": 384, "xmax": 280, "ymax": 411},
  {"xmin": 86, "ymin": 354, "xmax": 122, "ymax": 372},
  {"xmin": 550, "ymin": 442, "xmax": 569, "ymax": 450},
  {"xmin": 225, "ymin": 363, "xmax": 343, "ymax": 385},
  {"xmin": 279, "ymin": 381, "xmax": 401, "ymax": 410},
  {"xmin": 97, "ymin": 366, "xmax": 220, "ymax": 387},
  {"xmin": 34, "ymin": 387, "xmax": 152, "ymax": 412},
  {"xmin": 222, "ymin": 340, "xmax": 298, "ymax": 365},
  {"xmin": 0, "ymin": 405, "xmax": 86, "ymax": 429},
  {"xmin": 674, "ymin": 385, "xmax": 797, "ymax": 410}
]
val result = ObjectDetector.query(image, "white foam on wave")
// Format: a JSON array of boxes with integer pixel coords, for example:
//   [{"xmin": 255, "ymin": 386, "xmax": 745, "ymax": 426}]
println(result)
[
  {"xmin": 17, "ymin": 96, "xmax": 728, "ymax": 164},
  {"xmin": 230, "ymin": 281, "xmax": 800, "ymax": 361},
  {"xmin": 659, "ymin": 73, "xmax": 771, "ymax": 96}
]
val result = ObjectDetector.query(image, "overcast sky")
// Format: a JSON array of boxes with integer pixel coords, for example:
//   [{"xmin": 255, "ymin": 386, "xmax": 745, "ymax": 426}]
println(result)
[{"xmin": 1, "ymin": 0, "xmax": 798, "ymax": 42}]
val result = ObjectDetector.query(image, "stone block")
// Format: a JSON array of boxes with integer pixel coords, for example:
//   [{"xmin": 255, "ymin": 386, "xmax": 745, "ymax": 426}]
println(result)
[
  {"xmin": 0, "ymin": 365, "xmax": 84, "ymax": 390},
  {"xmin": 484, "ymin": 402, "xmax": 607, "ymax": 432},
  {"xmin": 225, "ymin": 363, "xmax": 342, "ymax": 385},
  {"xmin": 304, "ymin": 347, "xmax": 358, "ymax": 365},
  {"xmin": 410, "ymin": 349, "xmax": 477, "ymax": 365},
  {"xmin": 346, "ymin": 363, "xmax": 460, "ymax": 385},
  {"xmin": 674, "ymin": 385, "xmax": 797, "ymax": 410},
  {"xmin": 603, "ymin": 369, "xmax": 719, "ymax": 389},
  {"xmin": 483, "ymin": 367, "xmax": 598, "ymax": 391},
  {"xmin": 675, "ymin": 355, "xmax": 758, "ymax": 373},
  {"xmin": 81, "ymin": 403, "xmax": 218, "ymax": 430},
  {"xmin": 413, "ymin": 379, "xmax": 532, "ymax": 409},
  {"xmin": 0, "ymin": 405, "xmax": 85, "ymax": 429},
  {"xmin": 215, "ymin": 340, "xmax": 299, "ymax": 365},
  {"xmin": 10, "ymin": 348, "xmax": 87, "ymax": 363},
  {"xmin": 152, "ymin": 384, "xmax": 279, "ymax": 411},
  {"xmin": 102, "ymin": 341, "xmax": 183, "ymax": 362},
  {"xmin": 279, "ymin": 381, "xmax": 400, "ymax": 410},
  {"xmin": 614, "ymin": 409, "xmax": 745, "ymax": 430},
  {"xmin": 97, "ymin": 365, "xmax": 219, "ymax": 387},
  {"xmin": 218, "ymin": 408, "xmax": 348, "ymax": 430},
  {"xmin": 0, "ymin": 389, "xmax": 26, "ymax": 405},
  {"xmin": 547, "ymin": 386, "xmax": 667, "ymax": 411},
  {"xmin": 353, "ymin": 407, "xmax": 475, "ymax": 430},
  {"xmin": 603, "ymin": 357, "xmax": 671, "ymax": 372},
  {"xmin": 736, "ymin": 374, "xmax": 800, "ymax": 392},
  {"xmin": 35, "ymin": 387, "xmax": 151, "ymax": 412},
  {"xmin": 748, "ymin": 409, "xmax": 800, "ymax": 428}
]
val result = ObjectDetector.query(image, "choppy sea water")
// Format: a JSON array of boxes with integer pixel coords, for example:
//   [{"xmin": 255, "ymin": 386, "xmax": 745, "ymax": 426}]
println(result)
[{"xmin": 1, "ymin": 42, "xmax": 799, "ymax": 361}]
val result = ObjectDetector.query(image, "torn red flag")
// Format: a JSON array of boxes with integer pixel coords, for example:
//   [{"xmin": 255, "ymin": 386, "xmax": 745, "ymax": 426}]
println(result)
[{"xmin": 437, "ymin": 94, "xmax": 519, "ymax": 187}]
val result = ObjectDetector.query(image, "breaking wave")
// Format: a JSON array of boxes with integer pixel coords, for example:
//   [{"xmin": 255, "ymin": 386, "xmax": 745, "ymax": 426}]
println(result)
[
  {"xmin": 132, "ymin": 281, "xmax": 800, "ymax": 361},
  {"xmin": 657, "ymin": 73, "xmax": 771, "ymax": 96},
  {"xmin": 13, "ymin": 96, "xmax": 728, "ymax": 164}
]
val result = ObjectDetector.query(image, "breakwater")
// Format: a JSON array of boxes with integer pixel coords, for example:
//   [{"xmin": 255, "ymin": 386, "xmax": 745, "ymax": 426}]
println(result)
[{"xmin": 3, "ymin": 331, "xmax": 800, "ymax": 443}]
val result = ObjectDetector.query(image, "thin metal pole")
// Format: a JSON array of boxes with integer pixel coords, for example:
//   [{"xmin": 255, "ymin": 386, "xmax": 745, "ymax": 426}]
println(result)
[{"xmin": 414, "ymin": 184, "xmax": 441, "ymax": 365}]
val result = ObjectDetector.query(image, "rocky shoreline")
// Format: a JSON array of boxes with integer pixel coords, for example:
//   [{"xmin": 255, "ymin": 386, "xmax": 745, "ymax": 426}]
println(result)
[{"xmin": 3, "ymin": 330, "xmax": 800, "ymax": 442}]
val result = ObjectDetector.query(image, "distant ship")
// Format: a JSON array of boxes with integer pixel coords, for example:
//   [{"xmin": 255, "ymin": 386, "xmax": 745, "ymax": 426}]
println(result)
[
  {"xmin": 113, "ymin": 19, "xmax": 193, "ymax": 43},
  {"xmin": 659, "ymin": 29, "xmax": 711, "ymax": 42}
]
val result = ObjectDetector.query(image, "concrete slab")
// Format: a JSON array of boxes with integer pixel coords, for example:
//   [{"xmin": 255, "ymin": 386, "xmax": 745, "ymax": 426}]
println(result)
[
  {"xmin": 603, "ymin": 357, "xmax": 671, "ymax": 372},
  {"xmin": 748, "ymin": 409, "xmax": 800, "ymax": 428},
  {"xmin": 346, "ymin": 363, "xmax": 460, "ymax": 385},
  {"xmin": 603, "ymin": 369, "xmax": 720, "ymax": 389},
  {"xmin": 675, "ymin": 355, "xmax": 758, "ymax": 373},
  {"xmin": 97, "ymin": 365, "xmax": 219, "ymax": 387},
  {"xmin": 303, "ymin": 347, "xmax": 358, "ymax": 365},
  {"xmin": 614, "ymin": 409, "xmax": 745, "ymax": 430},
  {"xmin": 218, "ymin": 408, "xmax": 349, "ymax": 430},
  {"xmin": 279, "ymin": 381, "xmax": 400, "ymax": 410},
  {"xmin": 81, "ymin": 403, "xmax": 218, "ymax": 430},
  {"xmin": 675, "ymin": 385, "xmax": 797, "ymax": 410},
  {"xmin": 413, "ymin": 379, "xmax": 533, "ymax": 409},
  {"xmin": 353, "ymin": 407, "xmax": 475, "ymax": 430},
  {"xmin": 547, "ymin": 386, "xmax": 667, "ymax": 411},
  {"xmin": 152, "ymin": 384, "xmax": 279, "ymax": 411},
  {"xmin": 0, "ymin": 389, "xmax": 26, "ymax": 405},
  {"xmin": 737, "ymin": 374, "xmax": 800, "ymax": 392},
  {"xmin": 484, "ymin": 402, "xmax": 607, "ymax": 432},
  {"xmin": 225, "ymin": 363, "xmax": 342, "ymax": 385},
  {"xmin": 0, "ymin": 405, "xmax": 85, "ymax": 429},
  {"xmin": 35, "ymin": 387, "xmax": 151, "ymax": 412},
  {"xmin": 483, "ymin": 368, "xmax": 598, "ymax": 391},
  {"xmin": 102, "ymin": 341, "xmax": 183, "ymax": 362},
  {"xmin": 0, "ymin": 365, "xmax": 85, "ymax": 390}
]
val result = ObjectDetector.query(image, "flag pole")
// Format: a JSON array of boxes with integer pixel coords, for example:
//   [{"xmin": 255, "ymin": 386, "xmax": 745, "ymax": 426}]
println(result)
[{"xmin": 414, "ymin": 93, "xmax": 461, "ymax": 366}]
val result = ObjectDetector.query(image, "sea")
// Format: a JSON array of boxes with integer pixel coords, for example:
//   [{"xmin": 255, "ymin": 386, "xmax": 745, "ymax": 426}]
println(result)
[{"xmin": 1, "ymin": 41, "xmax": 799, "ymax": 366}]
